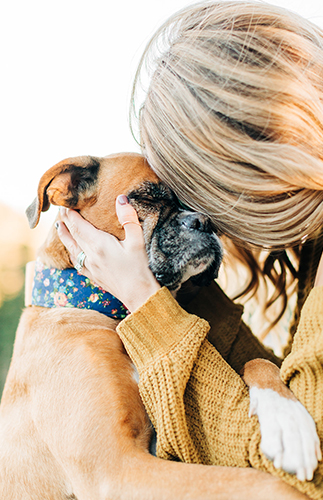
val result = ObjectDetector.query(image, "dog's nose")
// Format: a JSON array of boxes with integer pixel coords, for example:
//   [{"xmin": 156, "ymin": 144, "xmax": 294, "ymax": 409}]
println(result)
[{"xmin": 181, "ymin": 213, "xmax": 211, "ymax": 232}]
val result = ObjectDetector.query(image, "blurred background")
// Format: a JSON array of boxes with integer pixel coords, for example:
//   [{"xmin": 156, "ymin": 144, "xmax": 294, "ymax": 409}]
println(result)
[{"xmin": 1, "ymin": 0, "xmax": 322, "ymax": 395}]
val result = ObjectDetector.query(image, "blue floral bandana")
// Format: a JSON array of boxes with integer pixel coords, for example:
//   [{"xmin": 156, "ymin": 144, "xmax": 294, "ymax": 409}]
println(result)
[{"xmin": 31, "ymin": 261, "xmax": 130, "ymax": 320}]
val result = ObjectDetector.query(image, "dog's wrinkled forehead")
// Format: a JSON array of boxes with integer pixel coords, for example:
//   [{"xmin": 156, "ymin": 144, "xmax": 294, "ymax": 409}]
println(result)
[
  {"xmin": 127, "ymin": 182, "xmax": 176, "ymax": 215},
  {"xmin": 127, "ymin": 181, "xmax": 178, "ymax": 235}
]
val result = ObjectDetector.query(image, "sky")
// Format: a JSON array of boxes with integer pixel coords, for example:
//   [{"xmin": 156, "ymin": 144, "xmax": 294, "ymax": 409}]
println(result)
[{"xmin": 1, "ymin": 0, "xmax": 323, "ymax": 224}]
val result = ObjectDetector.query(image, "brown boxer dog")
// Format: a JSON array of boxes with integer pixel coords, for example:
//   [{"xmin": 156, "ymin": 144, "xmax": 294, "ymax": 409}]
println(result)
[{"xmin": 0, "ymin": 153, "xmax": 309, "ymax": 500}]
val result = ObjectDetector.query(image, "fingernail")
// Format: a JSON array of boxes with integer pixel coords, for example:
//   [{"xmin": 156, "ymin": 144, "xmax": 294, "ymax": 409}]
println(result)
[
  {"xmin": 117, "ymin": 195, "xmax": 129, "ymax": 205},
  {"xmin": 55, "ymin": 221, "xmax": 60, "ymax": 230}
]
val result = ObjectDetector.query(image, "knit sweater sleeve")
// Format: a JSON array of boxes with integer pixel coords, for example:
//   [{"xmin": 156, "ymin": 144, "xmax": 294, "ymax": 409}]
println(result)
[
  {"xmin": 117, "ymin": 286, "xmax": 257, "ymax": 467},
  {"xmin": 281, "ymin": 286, "xmax": 323, "ymax": 423}
]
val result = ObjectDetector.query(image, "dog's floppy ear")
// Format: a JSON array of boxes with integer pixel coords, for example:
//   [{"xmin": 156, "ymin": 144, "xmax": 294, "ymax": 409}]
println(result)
[{"xmin": 26, "ymin": 156, "xmax": 100, "ymax": 229}]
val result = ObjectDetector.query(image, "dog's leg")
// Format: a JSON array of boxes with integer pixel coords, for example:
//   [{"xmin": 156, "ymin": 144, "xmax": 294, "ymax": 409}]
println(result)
[
  {"xmin": 242, "ymin": 359, "xmax": 321, "ymax": 481},
  {"xmin": 112, "ymin": 455, "xmax": 309, "ymax": 500},
  {"xmin": 0, "ymin": 412, "xmax": 75, "ymax": 500}
]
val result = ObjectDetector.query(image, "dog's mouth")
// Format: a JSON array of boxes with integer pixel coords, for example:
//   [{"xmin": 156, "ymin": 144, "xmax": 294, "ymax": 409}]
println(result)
[{"xmin": 128, "ymin": 182, "xmax": 223, "ymax": 290}]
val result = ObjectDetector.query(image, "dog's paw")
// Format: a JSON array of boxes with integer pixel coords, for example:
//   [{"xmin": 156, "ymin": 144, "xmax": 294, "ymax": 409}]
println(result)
[{"xmin": 249, "ymin": 387, "xmax": 321, "ymax": 481}]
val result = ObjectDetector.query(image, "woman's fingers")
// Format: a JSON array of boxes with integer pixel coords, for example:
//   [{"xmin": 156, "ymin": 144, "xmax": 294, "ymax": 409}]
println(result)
[
  {"xmin": 116, "ymin": 195, "xmax": 144, "ymax": 246},
  {"xmin": 55, "ymin": 218, "xmax": 82, "ymax": 265},
  {"xmin": 55, "ymin": 218, "xmax": 91, "ymax": 278},
  {"xmin": 58, "ymin": 207, "xmax": 114, "ymax": 280},
  {"xmin": 59, "ymin": 207, "xmax": 113, "ymax": 257}
]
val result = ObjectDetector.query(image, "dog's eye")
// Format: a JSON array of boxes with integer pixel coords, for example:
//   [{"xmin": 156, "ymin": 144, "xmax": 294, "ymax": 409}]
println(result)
[
  {"xmin": 128, "ymin": 181, "xmax": 175, "ymax": 205},
  {"xmin": 137, "ymin": 196, "xmax": 166, "ymax": 205}
]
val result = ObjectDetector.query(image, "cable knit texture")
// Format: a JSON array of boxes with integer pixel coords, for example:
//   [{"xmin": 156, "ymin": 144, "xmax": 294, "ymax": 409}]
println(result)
[{"xmin": 117, "ymin": 283, "xmax": 323, "ymax": 500}]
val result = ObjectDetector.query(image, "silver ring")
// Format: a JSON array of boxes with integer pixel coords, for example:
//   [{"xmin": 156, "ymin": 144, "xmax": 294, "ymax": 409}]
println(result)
[{"xmin": 75, "ymin": 250, "xmax": 86, "ymax": 273}]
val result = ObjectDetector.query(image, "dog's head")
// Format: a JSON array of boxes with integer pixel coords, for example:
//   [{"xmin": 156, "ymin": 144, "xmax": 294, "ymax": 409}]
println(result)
[{"xmin": 26, "ymin": 153, "xmax": 222, "ymax": 289}]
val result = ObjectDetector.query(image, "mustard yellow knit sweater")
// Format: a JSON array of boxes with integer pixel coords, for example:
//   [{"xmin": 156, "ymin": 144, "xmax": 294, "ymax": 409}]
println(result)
[{"xmin": 117, "ymin": 281, "xmax": 323, "ymax": 499}]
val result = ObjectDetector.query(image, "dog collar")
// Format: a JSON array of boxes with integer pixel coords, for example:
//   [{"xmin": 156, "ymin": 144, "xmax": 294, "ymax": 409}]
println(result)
[{"xmin": 31, "ymin": 261, "xmax": 130, "ymax": 320}]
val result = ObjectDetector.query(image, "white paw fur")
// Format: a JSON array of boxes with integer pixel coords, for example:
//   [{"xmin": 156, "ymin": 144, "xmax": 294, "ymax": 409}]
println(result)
[{"xmin": 249, "ymin": 387, "xmax": 321, "ymax": 481}]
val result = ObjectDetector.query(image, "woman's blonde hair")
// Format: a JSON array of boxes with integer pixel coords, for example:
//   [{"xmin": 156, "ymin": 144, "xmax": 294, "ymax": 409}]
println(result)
[
  {"xmin": 131, "ymin": 0, "xmax": 323, "ymax": 337},
  {"xmin": 132, "ymin": 0, "xmax": 323, "ymax": 248}
]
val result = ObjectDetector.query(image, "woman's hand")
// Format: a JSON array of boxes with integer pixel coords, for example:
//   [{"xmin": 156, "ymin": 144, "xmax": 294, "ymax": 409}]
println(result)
[{"xmin": 56, "ymin": 195, "xmax": 160, "ymax": 312}]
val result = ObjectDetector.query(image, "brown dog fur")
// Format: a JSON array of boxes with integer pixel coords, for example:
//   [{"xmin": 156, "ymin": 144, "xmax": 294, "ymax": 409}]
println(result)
[{"xmin": 0, "ymin": 153, "xmax": 308, "ymax": 500}]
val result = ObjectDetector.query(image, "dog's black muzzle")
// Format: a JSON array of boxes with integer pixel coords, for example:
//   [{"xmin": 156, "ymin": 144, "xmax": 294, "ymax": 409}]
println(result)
[
  {"xmin": 127, "ymin": 181, "xmax": 223, "ymax": 291},
  {"xmin": 148, "ymin": 209, "xmax": 223, "ymax": 290}
]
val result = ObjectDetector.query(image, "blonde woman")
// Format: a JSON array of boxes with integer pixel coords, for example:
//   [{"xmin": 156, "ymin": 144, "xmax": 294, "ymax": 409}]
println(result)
[{"xmin": 57, "ymin": 2, "xmax": 323, "ymax": 498}]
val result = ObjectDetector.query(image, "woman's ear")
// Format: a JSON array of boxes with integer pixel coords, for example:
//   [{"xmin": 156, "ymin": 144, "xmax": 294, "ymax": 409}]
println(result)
[{"xmin": 25, "ymin": 156, "xmax": 100, "ymax": 229}]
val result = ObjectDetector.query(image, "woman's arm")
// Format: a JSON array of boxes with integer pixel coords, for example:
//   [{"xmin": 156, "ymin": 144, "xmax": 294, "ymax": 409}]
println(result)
[{"xmin": 116, "ymin": 285, "xmax": 257, "ymax": 467}]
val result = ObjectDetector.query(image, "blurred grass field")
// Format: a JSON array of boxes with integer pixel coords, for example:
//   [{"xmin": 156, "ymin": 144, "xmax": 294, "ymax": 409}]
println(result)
[
  {"xmin": 0, "ymin": 202, "xmax": 50, "ymax": 397},
  {"xmin": 0, "ymin": 289, "xmax": 25, "ymax": 395},
  {"xmin": 0, "ymin": 203, "xmax": 30, "ymax": 396}
]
